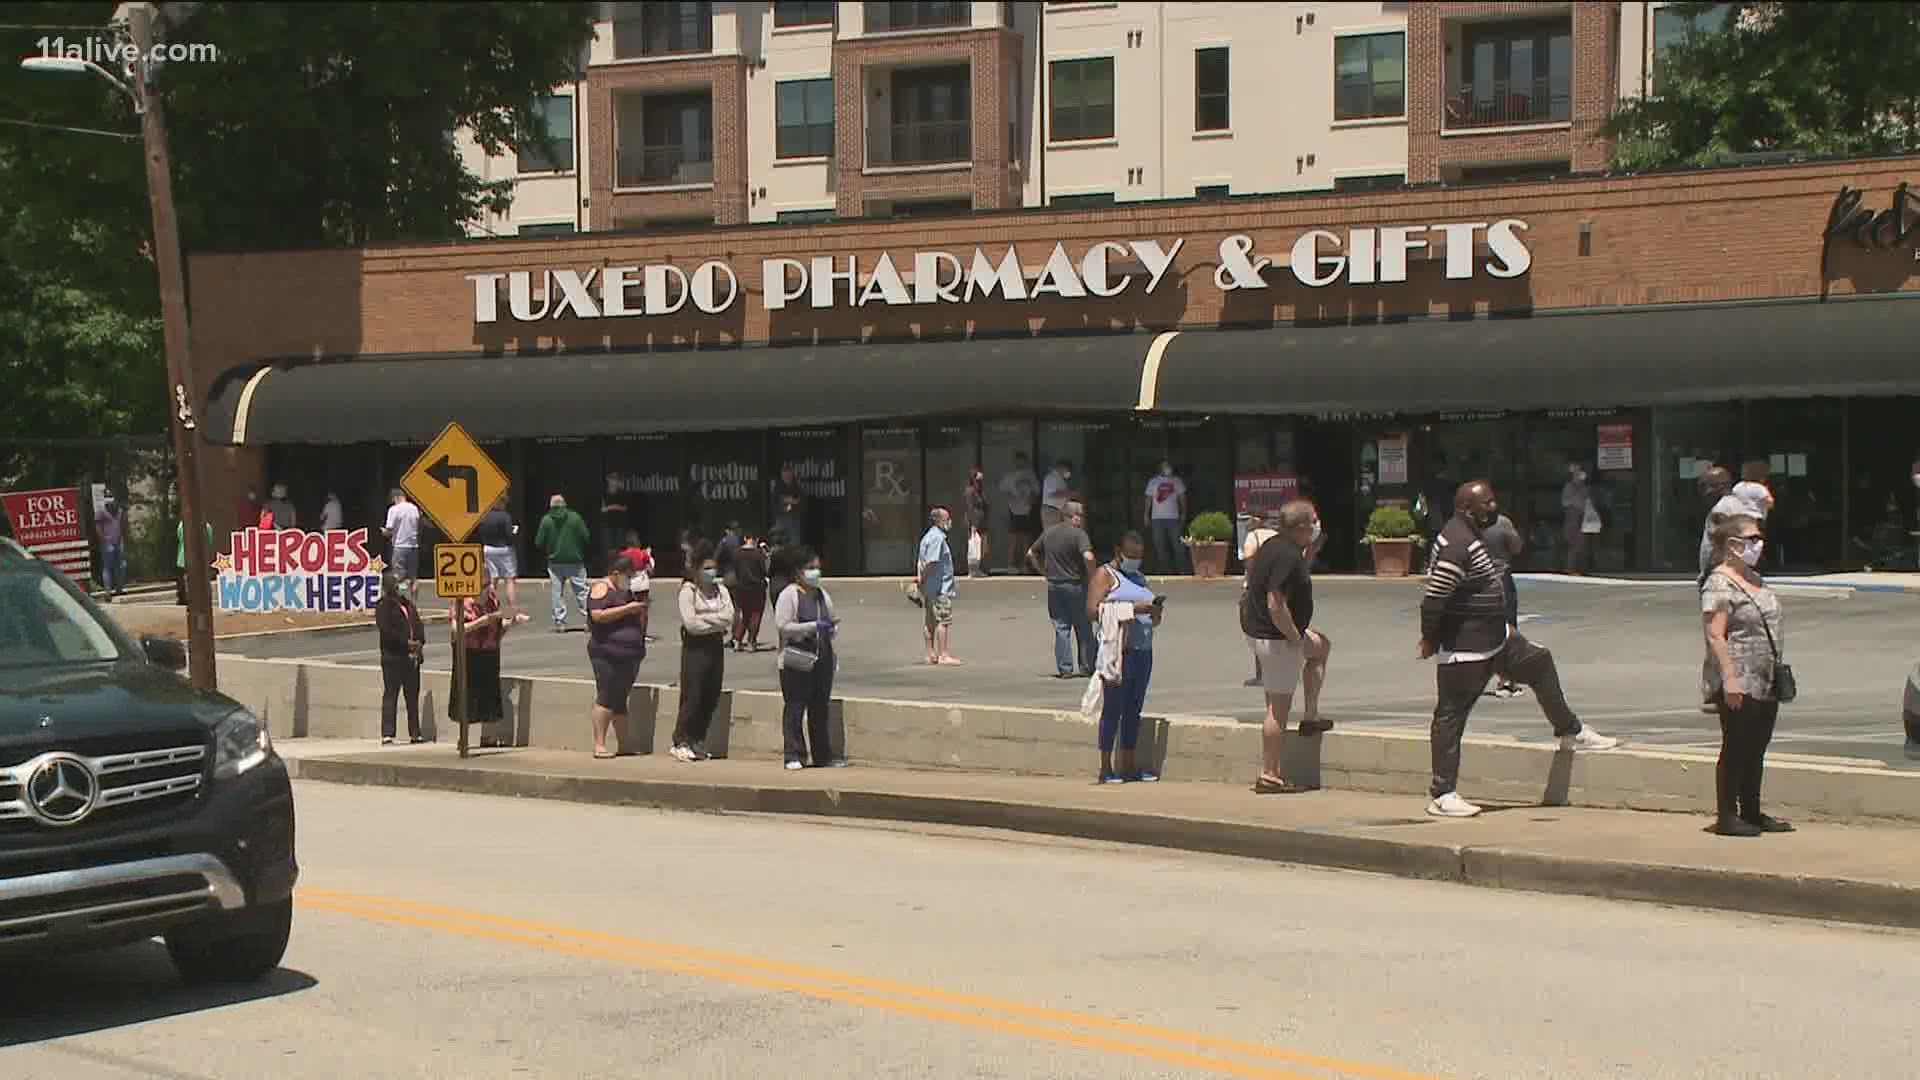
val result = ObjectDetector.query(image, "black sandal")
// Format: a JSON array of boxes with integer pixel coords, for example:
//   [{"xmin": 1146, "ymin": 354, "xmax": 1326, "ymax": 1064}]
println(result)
[{"xmin": 1252, "ymin": 776, "xmax": 1305, "ymax": 794}]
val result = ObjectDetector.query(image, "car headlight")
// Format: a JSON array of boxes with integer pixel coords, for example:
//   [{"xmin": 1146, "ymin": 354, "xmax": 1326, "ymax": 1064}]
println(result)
[{"xmin": 212, "ymin": 708, "xmax": 271, "ymax": 779}]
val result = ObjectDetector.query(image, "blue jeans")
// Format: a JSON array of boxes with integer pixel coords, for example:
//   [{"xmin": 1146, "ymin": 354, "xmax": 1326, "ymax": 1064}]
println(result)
[
  {"xmin": 1150, "ymin": 519, "xmax": 1188, "ymax": 574},
  {"xmin": 100, "ymin": 543, "xmax": 125, "ymax": 592},
  {"xmin": 1045, "ymin": 581, "xmax": 1094, "ymax": 676},
  {"xmin": 549, "ymin": 562, "xmax": 588, "ymax": 626},
  {"xmin": 1098, "ymin": 648, "xmax": 1154, "ymax": 752}
]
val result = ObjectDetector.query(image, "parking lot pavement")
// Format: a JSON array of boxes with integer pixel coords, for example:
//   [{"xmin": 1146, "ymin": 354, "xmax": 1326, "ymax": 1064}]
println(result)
[{"xmin": 220, "ymin": 575, "xmax": 1920, "ymax": 766}]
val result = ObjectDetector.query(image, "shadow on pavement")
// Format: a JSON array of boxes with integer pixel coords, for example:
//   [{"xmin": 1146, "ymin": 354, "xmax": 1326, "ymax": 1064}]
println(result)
[{"xmin": 0, "ymin": 940, "xmax": 316, "ymax": 1047}]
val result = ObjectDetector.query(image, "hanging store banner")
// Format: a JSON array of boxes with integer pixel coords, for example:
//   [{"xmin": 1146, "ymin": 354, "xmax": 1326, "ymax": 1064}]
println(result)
[
  {"xmin": 467, "ymin": 219, "xmax": 1533, "ymax": 323},
  {"xmin": 1376, "ymin": 433, "xmax": 1410, "ymax": 486},
  {"xmin": 1, "ymin": 487, "xmax": 92, "ymax": 584},
  {"xmin": 1597, "ymin": 424, "xmax": 1634, "ymax": 471},
  {"xmin": 1232, "ymin": 474, "xmax": 1300, "ymax": 519},
  {"xmin": 213, "ymin": 528, "xmax": 384, "ymax": 613}
]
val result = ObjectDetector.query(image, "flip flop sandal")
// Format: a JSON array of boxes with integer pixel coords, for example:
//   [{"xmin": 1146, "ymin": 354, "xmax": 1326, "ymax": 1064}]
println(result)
[
  {"xmin": 1252, "ymin": 777, "xmax": 1305, "ymax": 794},
  {"xmin": 592, "ymin": 750, "xmax": 616, "ymax": 760}
]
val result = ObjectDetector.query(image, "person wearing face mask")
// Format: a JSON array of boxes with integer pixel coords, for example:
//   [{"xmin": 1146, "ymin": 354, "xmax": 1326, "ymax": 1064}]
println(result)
[
  {"xmin": 964, "ymin": 466, "xmax": 990, "ymax": 579},
  {"xmin": 1087, "ymin": 532, "xmax": 1164, "ymax": 783},
  {"xmin": 1041, "ymin": 460, "xmax": 1075, "ymax": 531},
  {"xmin": 584, "ymin": 555, "xmax": 648, "ymax": 759},
  {"xmin": 1420, "ymin": 481, "xmax": 1618, "ymax": 818},
  {"xmin": 1239, "ymin": 510, "xmax": 1279, "ymax": 688},
  {"xmin": 1561, "ymin": 463, "xmax": 1598, "ymax": 575},
  {"xmin": 772, "ymin": 548, "xmax": 844, "ymax": 770},
  {"xmin": 1243, "ymin": 500, "xmax": 1333, "ymax": 795},
  {"xmin": 1701, "ymin": 517, "xmax": 1792, "ymax": 836},
  {"xmin": 1143, "ymin": 460, "xmax": 1190, "ymax": 574},
  {"xmin": 917, "ymin": 505, "xmax": 961, "ymax": 666},
  {"xmin": 673, "ymin": 541, "xmax": 735, "ymax": 762}
]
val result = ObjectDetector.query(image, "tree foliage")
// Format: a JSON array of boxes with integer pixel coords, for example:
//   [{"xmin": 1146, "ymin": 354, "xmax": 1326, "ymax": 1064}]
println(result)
[
  {"xmin": 1607, "ymin": 2, "xmax": 1920, "ymax": 170},
  {"xmin": 0, "ymin": 1, "xmax": 595, "ymax": 446}
]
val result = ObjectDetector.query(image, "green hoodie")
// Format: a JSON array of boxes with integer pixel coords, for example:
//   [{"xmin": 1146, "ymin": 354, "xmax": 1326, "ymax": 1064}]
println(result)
[{"xmin": 535, "ymin": 505, "xmax": 590, "ymax": 564}]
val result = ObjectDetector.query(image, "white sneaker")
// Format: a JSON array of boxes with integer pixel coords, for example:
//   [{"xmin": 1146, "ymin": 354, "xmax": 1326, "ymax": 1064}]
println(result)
[
  {"xmin": 669, "ymin": 745, "xmax": 694, "ymax": 762},
  {"xmin": 1428, "ymin": 792, "xmax": 1483, "ymax": 818},
  {"xmin": 784, "ymin": 760, "xmax": 804, "ymax": 771},
  {"xmin": 1561, "ymin": 728, "xmax": 1620, "ymax": 752}
]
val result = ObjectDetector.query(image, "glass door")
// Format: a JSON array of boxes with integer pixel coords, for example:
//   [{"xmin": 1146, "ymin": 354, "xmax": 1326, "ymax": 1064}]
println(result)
[
  {"xmin": 860, "ymin": 425, "xmax": 922, "ymax": 575},
  {"xmin": 1746, "ymin": 400, "xmax": 1845, "ymax": 571}
]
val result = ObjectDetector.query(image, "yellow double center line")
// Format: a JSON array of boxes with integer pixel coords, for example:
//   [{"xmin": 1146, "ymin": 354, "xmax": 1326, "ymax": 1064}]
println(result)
[{"xmin": 298, "ymin": 887, "xmax": 1446, "ymax": 1080}]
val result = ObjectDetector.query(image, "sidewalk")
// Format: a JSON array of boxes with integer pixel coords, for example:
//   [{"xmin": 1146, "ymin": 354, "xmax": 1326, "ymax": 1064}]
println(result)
[{"xmin": 279, "ymin": 739, "xmax": 1920, "ymax": 930}]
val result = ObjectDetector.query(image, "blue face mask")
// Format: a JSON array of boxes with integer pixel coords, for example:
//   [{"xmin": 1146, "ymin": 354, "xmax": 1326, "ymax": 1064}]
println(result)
[
  {"xmin": 802, "ymin": 567, "xmax": 823, "ymax": 587},
  {"xmin": 699, "ymin": 568, "xmax": 718, "ymax": 585},
  {"xmin": 1119, "ymin": 557, "xmax": 1143, "ymax": 574}
]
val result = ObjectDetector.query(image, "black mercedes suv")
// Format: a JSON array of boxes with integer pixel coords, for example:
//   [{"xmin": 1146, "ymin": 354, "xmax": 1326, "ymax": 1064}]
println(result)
[{"xmin": 0, "ymin": 548, "xmax": 296, "ymax": 982}]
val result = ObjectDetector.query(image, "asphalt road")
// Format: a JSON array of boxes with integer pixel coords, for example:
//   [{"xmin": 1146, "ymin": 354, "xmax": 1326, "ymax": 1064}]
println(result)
[
  {"xmin": 7, "ymin": 781, "xmax": 1920, "ymax": 1079},
  {"xmin": 219, "ymin": 576, "xmax": 1920, "ymax": 765}
]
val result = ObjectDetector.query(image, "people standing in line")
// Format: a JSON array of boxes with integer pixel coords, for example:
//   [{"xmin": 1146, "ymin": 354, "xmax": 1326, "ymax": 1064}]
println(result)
[
  {"xmin": 452, "ymin": 564, "xmax": 514, "ymax": 743},
  {"xmin": 599, "ymin": 475, "xmax": 630, "ymax": 562},
  {"xmin": 1701, "ymin": 517, "xmax": 1793, "ymax": 837},
  {"xmin": 382, "ymin": 489, "xmax": 422, "ymax": 602},
  {"xmin": 1243, "ymin": 501, "xmax": 1333, "ymax": 796},
  {"xmin": 320, "ymin": 492, "xmax": 344, "ymax": 532},
  {"xmin": 917, "ymin": 506, "xmax": 961, "ymax": 666},
  {"xmin": 772, "ymin": 547, "xmax": 844, "ymax": 770},
  {"xmin": 1481, "ymin": 510, "xmax": 1527, "ymax": 699},
  {"xmin": 964, "ymin": 466, "xmax": 990, "ymax": 579},
  {"xmin": 715, "ymin": 520, "xmax": 743, "ymax": 638},
  {"xmin": 233, "ymin": 487, "xmax": 261, "ymax": 537},
  {"xmin": 1734, "ymin": 460, "xmax": 1776, "ymax": 520},
  {"xmin": 1560, "ymin": 464, "xmax": 1599, "ymax": 575},
  {"xmin": 999, "ymin": 452, "xmax": 1041, "ymax": 573},
  {"xmin": 1239, "ymin": 509, "xmax": 1279, "ymax": 688},
  {"xmin": 267, "ymin": 483, "xmax": 298, "ymax": 531},
  {"xmin": 476, "ymin": 496, "xmax": 523, "ymax": 622},
  {"xmin": 376, "ymin": 567, "xmax": 427, "ymax": 745},
  {"xmin": 536, "ymin": 493, "xmax": 591, "ymax": 632},
  {"xmin": 1698, "ymin": 465, "xmax": 1739, "ymax": 577},
  {"xmin": 1420, "ymin": 481, "xmax": 1618, "ymax": 819},
  {"xmin": 673, "ymin": 542, "xmax": 734, "ymax": 762},
  {"xmin": 94, "ymin": 492, "xmax": 126, "ymax": 599},
  {"xmin": 731, "ymin": 532, "xmax": 770, "ymax": 652},
  {"xmin": 1028, "ymin": 501, "xmax": 1097, "ymax": 678},
  {"xmin": 1087, "ymin": 531, "xmax": 1163, "ymax": 784},
  {"xmin": 616, "ymin": 530, "xmax": 656, "ymax": 643},
  {"xmin": 1143, "ymin": 460, "xmax": 1190, "ymax": 575},
  {"xmin": 1040, "ymin": 460, "xmax": 1075, "ymax": 531},
  {"xmin": 772, "ymin": 465, "xmax": 807, "ymax": 544},
  {"xmin": 584, "ymin": 555, "xmax": 647, "ymax": 759},
  {"xmin": 175, "ymin": 519, "xmax": 212, "ymax": 607}
]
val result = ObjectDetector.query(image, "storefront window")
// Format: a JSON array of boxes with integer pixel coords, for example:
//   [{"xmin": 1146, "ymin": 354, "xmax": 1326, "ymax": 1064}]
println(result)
[
  {"xmin": 607, "ymin": 433, "xmax": 683, "ymax": 565},
  {"xmin": 1649, "ymin": 404, "xmax": 1743, "ymax": 572},
  {"xmin": 773, "ymin": 427, "xmax": 851, "ymax": 568},
  {"xmin": 1039, "ymin": 418, "xmax": 1128, "ymax": 554},
  {"xmin": 1747, "ymin": 399, "xmax": 1844, "ymax": 572},
  {"xmin": 980, "ymin": 419, "xmax": 1035, "ymax": 574},
  {"xmin": 525, "ymin": 438, "xmax": 603, "ymax": 576},
  {"xmin": 683, "ymin": 431, "xmax": 765, "ymax": 560},
  {"xmin": 1165, "ymin": 417, "xmax": 1230, "ymax": 536},
  {"xmin": 1522, "ymin": 411, "xmax": 1637, "ymax": 574},
  {"xmin": 924, "ymin": 421, "xmax": 978, "ymax": 570},
  {"xmin": 861, "ymin": 425, "xmax": 922, "ymax": 575},
  {"xmin": 1847, "ymin": 397, "xmax": 1920, "ymax": 570}
]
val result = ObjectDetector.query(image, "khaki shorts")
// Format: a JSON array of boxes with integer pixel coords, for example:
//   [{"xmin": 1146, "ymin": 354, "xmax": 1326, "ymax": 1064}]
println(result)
[
  {"xmin": 924, "ymin": 593, "xmax": 954, "ymax": 628},
  {"xmin": 1249, "ymin": 637, "xmax": 1304, "ymax": 695}
]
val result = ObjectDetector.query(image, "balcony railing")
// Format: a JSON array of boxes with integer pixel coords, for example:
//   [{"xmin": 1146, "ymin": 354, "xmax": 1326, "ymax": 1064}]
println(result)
[
  {"xmin": 869, "ymin": 120, "xmax": 970, "ymax": 167},
  {"xmin": 864, "ymin": 1, "xmax": 969, "ymax": 33},
  {"xmin": 1443, "ymin": 77, "xmax": 1571, "ymax": 130},
  {"xmin": 616, "ymin": 143, "xmax": 715, "ymax": 188}
]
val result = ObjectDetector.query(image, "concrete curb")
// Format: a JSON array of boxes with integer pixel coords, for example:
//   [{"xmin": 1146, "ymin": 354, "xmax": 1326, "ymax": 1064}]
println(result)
[{"xmin": 285, "ymin": 756, "xmax": 1920, "ymax": 931}]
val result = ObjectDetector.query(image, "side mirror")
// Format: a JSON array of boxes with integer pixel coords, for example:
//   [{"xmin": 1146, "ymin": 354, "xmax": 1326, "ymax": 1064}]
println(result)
[{"xmin": 142, "ymin": 636, "xmax": 188, "ymax": 672}]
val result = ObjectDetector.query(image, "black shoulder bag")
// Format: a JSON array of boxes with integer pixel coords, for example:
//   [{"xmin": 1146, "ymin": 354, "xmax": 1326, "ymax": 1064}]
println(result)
[{"xmin": 1724, "ymin": 575, "xmax": 1796, "ymax": 704}]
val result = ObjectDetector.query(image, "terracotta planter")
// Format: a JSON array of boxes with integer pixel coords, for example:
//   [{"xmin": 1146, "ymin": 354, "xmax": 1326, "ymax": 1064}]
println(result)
[
  {"xmin": 1189, "ymin": 541, "xmax": 1230, "ymax": 580},
  {"xmin": 1368, "ymin": 537, "xmax": 1414, "ymax": 577}
]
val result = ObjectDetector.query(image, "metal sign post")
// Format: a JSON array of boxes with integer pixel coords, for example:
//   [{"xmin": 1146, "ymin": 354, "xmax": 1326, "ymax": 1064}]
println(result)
[{"xmin": 452, "ymin": 601, "xmax": 468, "ymax": 759}]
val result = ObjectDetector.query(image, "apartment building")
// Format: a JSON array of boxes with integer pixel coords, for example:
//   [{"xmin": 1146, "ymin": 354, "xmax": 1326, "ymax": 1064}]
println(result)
[{"xmin": 456, "ymin": 1, "xmax": 1725, "ymax": 236}]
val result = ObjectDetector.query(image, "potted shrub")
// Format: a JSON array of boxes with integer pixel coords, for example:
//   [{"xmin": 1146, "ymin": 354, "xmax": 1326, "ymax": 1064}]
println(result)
[
  {"xmin": 1362, "ymin": 507, "xmax": 1422, "ymax": 577},
  {"xmin": 1183, "ymin": 511, "xmax": 1234, "ymax": 580}
]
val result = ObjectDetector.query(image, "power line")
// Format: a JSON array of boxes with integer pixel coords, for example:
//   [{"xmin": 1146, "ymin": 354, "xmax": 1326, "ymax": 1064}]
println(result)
[{"xmin": 0, "ymin": 116, "xmax": 138, "ymax": 140}]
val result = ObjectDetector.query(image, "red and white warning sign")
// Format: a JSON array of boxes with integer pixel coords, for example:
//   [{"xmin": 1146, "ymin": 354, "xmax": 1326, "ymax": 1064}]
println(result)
[{"xmin": 2, "ymin": 487, "xmax": 94, "ymax": 583}]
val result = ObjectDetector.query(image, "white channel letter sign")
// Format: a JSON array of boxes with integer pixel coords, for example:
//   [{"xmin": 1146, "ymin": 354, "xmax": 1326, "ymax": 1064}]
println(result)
[{"xmin": 466, "ymin": 223, "xmax": 1531, "ymax": 323}]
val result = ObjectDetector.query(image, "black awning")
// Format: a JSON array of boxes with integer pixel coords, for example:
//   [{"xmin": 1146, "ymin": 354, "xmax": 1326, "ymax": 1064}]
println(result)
[
  {"xmin": 207, "ymin": 333, "xmax": 1152, "ymax": 446},
  {"xmin": 1149, "ymin": 294, "xmax": 1920, "ymax": 416}
]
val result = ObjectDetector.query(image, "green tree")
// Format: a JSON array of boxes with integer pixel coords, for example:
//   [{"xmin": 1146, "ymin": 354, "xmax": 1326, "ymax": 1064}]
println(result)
[
  {"xmin": 0, "ymin": 1, "xmax": 595, "ymax": 450},
  {"xmin": 1607, "ymin": 2, "xmax": 1920, "ymax": 170}
]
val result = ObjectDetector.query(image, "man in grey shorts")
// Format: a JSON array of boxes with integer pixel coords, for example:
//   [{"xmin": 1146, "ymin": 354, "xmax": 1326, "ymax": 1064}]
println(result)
[
  {"xmin": 475, "ymin": 495, "xmax": 522, "ymax": 620},
  {"xmin": 1241, "ymin": 500, "xmax": 1333, "ymax": 794}
]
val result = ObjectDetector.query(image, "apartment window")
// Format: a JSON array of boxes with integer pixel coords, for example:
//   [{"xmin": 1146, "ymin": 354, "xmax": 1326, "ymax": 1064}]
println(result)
[
  {"xmin": 613, "ymin": 1, "xmax": 712, "ymax": 59},
  {"xmin": 774, "ymin": 0, "xmax": 836, "ymax": 28},
  {"xmin": 1050, "ymin": 57, "xmax": 1114, "ymax": 142},
  {"xmin": 1653, "ymin": 2, "xmax": 1731, "ymax": 75},
  {"xmin": 888, "ymin": 197, "xmax": 973, "ymax": 218},
  {"xmin": 776, "ymin": 79, "xmax": 835, "ymax": 158},
  {"xmin": 1194, "ymin": 47, "xmax": 1229, "ymax": 132},
  {"xmin": 517, "ymin": 222, "xmax": 578, "ymax": 237},
  {"xmin": 1334, "ymin": 32, "xmax": 1404, "ymax": 121},
  {"xmin": 865, "ymin": 1, "xmax": 969, "ymax": 33},
  {"xmin": 1332, "ymin": 173, "xmax": 1404, "ymax": 193},
  {"xmin": 1453, "ymin": 20, "xmax": 1572, "ymax": 128},
  {"xmin": 1195, "ymin": 184, "xmax": 1229, "ymax": 199},
  {"xmin": 881, "ymin": 66, "xmax": 970, "ymax": 165},
  {"xmin": 516, "ymin": 95, "xmax": 575, "ymax": 173},
  {"xmin": 1052, "ymin": 192, "xmax": 1114, "ymax": 208},
  {"xmin": 776, "ymin": 209, "xmax": 836, "ymax": 223},
  {"xmin": 616, "ymin": 91, "xmax": 714, "ymax": 187}
]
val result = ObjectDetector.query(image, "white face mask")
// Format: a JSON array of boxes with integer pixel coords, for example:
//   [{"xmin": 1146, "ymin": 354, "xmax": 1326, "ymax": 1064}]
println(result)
[
  {"xmin": 1738, "ymin": 538, "xmax": 1764, "ymax": 568},
  {"xmin": 1309, "ymin": 521, "xmax": 1323, "ymax": 545},
  {"xmin": 1159, "ymin": 465, "xmax": 1173, "ymax": 477}
]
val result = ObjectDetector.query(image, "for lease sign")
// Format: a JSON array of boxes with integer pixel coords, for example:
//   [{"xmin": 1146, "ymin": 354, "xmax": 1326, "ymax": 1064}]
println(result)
[{"xmin": 1, "ymin": 487, "xmax": 92, "ymax": 583}]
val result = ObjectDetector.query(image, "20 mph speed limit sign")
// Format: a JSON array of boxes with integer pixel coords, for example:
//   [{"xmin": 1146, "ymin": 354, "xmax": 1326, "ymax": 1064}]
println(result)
[{"xmin": 434, "ymin": 544, "xmax": 484, "ymax": 600}]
